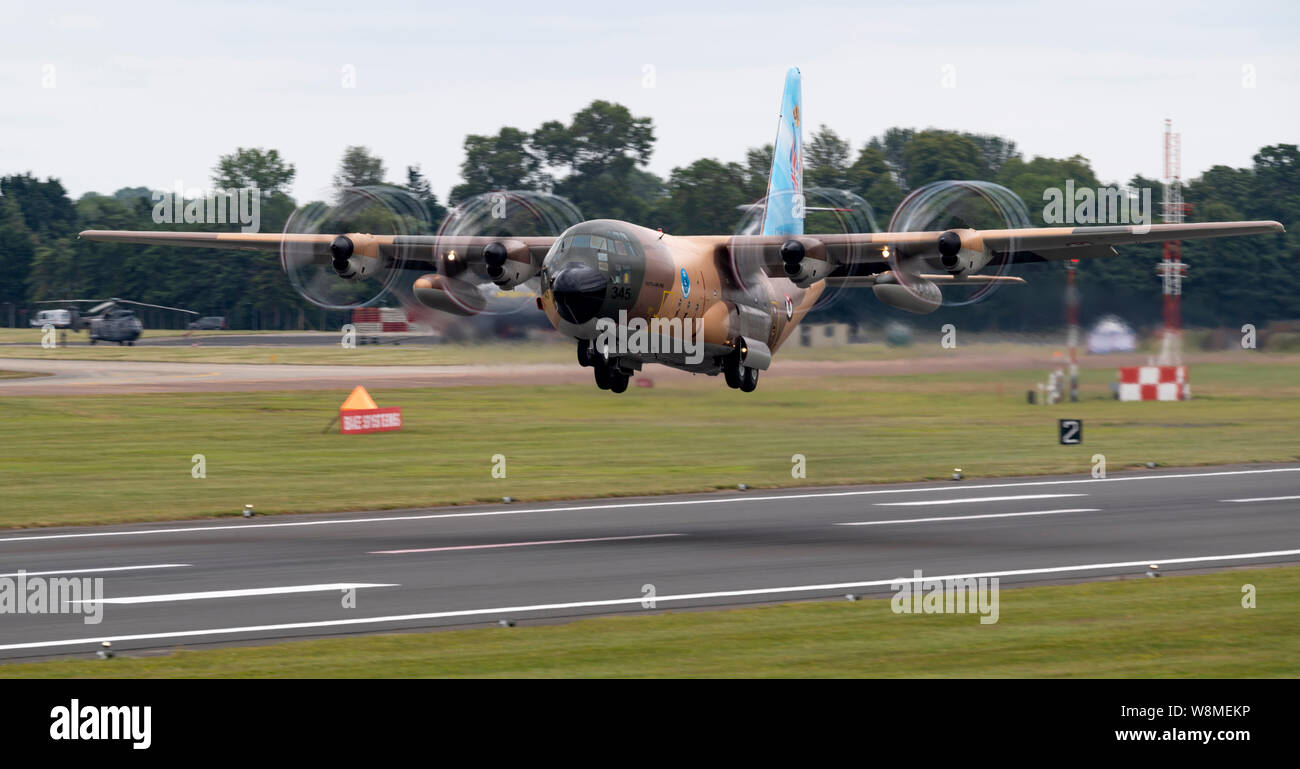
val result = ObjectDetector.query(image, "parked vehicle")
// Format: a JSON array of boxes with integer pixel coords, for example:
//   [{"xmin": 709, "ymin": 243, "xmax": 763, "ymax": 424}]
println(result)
[{"xmin": 187, "ymin": 316, "xmax": 228, "ymax": 330}]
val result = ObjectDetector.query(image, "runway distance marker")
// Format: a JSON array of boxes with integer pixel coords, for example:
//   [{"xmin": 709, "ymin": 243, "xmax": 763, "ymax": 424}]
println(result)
[
  {"xmin": 875, "ymin": 493, "xmax": 1087, "ymax": 507},
  {"xmin": 68, "ymin": 583, "xmax": 397, "ymax": 605},
  {"xmin": 370, "ymin": 533, "xmax": 683, "ymax": 554},
  {"xmin": 0, "ymin": 467, "xmax": 1296, "ymax": 545},
  {"xmin": 6, "ymin": 547, "xmax": 1300, "ymax": 653},
  {"xmin": 837, "ymin": 508, "xmax": 1099, "ymax": 526}
]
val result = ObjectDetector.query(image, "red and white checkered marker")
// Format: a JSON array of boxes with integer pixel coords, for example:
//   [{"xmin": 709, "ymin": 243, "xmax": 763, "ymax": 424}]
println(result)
[{"xmin": 1118, "ymin": 366, "xmax": 1189, "ymax": 401}]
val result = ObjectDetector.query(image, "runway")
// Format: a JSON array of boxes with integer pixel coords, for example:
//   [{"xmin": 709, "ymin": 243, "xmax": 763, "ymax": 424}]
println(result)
[{"xmin": 0, "ymin": 463, "xmax": 1297, "ymax": 661}]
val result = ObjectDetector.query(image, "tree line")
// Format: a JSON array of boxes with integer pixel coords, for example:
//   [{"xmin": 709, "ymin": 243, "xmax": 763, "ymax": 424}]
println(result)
[{"xmin": 1, "ymin": 99, "xmax": 1295, "ymax": 332}]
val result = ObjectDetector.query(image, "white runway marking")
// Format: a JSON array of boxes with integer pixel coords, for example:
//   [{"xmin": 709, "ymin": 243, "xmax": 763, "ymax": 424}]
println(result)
[
  {"xmin": 6, "ymin": 547, "xmax": 1299, "ymax": 652},
  {"xmin": 837, "ymin": 508, "xmax": 1099, "ymax": 526},
  {"xmin": 69, "ymin": 583, "xmax": 396, "ymax": 605},
  {"xmin": 0, "ymin": 466, "xmax": 1294, "ymax": 545},
  {"xmin": 1222, "ymin": 496, "xmax": 1300, "ymax": 503},
  {"xmin": 370, "ymin": 533, "xmax": 682, "ymax": 554},
  {"xmin": 0, "ymin": 564, "xmax": 189, "ymax": 578},
  {"xmin": 875, "ymin": 493, "xmax": 1086, "ymax": 507}
]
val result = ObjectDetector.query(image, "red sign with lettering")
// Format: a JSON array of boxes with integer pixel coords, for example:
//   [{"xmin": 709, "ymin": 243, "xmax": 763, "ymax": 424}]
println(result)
[{"xmin": 339, "ymin": 407, "xmax": 403, "ymax": 434}]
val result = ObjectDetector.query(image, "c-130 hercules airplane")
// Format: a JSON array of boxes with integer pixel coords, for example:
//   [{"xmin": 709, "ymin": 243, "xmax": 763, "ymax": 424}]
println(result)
[{"xmin": 82, "ymin": 68, "xmax": 1283, "ymax": 393}]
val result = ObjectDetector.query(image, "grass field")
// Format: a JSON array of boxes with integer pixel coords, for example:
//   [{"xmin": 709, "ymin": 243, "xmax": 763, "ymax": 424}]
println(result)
[
  {"xmin": 0, "ymin": 328, "xmax": 292, "ymax": 344},
  {"xmin": 0, "ymin": 339, "xmax": 574, "ymax": 366},
  {"xmin": 0, "ymin": 336, "xmax": 1072, "ymax": 366},
  {"xmin": 1, "ymin": 361, "xmax": 1297, "ymax": 528},
  {"xmin": 3, "ymin": 566, "xmax": 1294, "ymax": 677}
]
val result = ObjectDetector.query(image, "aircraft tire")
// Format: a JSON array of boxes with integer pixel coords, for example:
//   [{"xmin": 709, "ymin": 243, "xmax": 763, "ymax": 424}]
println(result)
[
  {"xmin": 723, "ymin": 352, "xmax": 742, "ymax": 388},
  {"xmin": 609, "ymin": 370, "xmax": 630, "ymax": 393},
  {"xmin": 594, "ymin": 358, "xmax": 612, "ymax": 390},
  {"xmin": 739, "ymin": 366, "xmax": 759, "ymax": 392}
]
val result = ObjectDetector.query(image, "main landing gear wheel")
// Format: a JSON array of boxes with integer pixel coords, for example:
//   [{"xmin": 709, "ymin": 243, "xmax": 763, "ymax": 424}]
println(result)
[
  {"xmin": 739, "ymin": 366, "xmax": 759, "ymax": 392},
  {"xmin": 608, "ymin": 369, "xmax": 630, "ymax": 393},
  {"xmin": 593, "ymin": 356, "xmax": 612, "ymax": 390},
  {"xmin": 723, "ymin": 351, "xmax": 743, "ymax": 389}
]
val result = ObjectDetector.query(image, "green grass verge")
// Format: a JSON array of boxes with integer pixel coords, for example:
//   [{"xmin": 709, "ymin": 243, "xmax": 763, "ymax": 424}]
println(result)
[
  {"xmin": 3, "ymin": 566, "xmax": 1295, "ymax": 678},
  {"xmin": 0, "ymin": 328, "xmax": 293, "ymax": 343},
  {"xmin": 0, "ymin": 337, "xmax": 1267, "ymax": 367},
  {"xmin": 1, "ymin": 361, "xmax": 1297, "ymax": 528},
  {"xmin": 0, "ymin": 339, "xmax": 1074, "ymax": 367},
  {"xmin": 0, "ymin": 338, "xmax": 574, "ymax": 366}
]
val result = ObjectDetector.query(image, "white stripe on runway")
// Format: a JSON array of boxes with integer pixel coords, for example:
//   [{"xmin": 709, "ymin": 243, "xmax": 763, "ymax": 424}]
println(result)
[
  {"xmin": 875, "ymin": 493, "xmax": 1085, "ymax": 507},
  {"xmin": 0, "ymin": 564, "xmax": 190, "ymax": 578},
  {"xmin": 371, "ymin": 533, "xmax": 682, "ymax": 554},
  {"xmin": 837, "ymin": 508, "xmax": 1099, "ymax": 526},
  {"xmin": 70, "ymin": 583, "xmax": 396, "ymax": 605},
  {"xmin": 7, "ymin": 547, "xmax": 1300, "ymax": 652},
  {"xmin": 1222, "ymin": 496, "xmax": 1300, "ymax": 503},
  {"xmin": 0, "ymin": 466, "xmax": 1295, "ymax": 545}
]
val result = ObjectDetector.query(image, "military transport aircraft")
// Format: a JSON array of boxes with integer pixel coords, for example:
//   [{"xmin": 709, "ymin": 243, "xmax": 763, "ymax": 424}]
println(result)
[{"xmin": 80, "ymin": 67, "xmax": 1283, "ymax": 392}]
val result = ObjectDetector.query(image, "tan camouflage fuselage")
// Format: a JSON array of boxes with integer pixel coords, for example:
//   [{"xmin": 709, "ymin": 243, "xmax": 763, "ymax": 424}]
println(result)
[{"xmin": 537, "ymin": 220, "xmax": 822, "ymax": 374}]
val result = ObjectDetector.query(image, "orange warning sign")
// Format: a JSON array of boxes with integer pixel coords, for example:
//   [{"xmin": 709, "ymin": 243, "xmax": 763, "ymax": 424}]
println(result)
[
  {"xmin": 339, "ymin": 386, "xmax": 401, "ymax": 434},
  {"xmin": 340, "ymin": 385, "xmax": 379, "ymax": 411}
]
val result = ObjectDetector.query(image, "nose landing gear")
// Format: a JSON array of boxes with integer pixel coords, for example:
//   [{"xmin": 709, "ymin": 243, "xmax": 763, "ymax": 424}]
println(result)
[{"xmin": 578, "ymin": 340, "xmax": 630, "ymax": 394}]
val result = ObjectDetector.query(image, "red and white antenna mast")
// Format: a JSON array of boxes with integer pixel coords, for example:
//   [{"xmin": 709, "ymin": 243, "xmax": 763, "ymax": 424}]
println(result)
[{"xmin": 1157, "ymin": 119, "xmax": 1189, "ymax": 365}]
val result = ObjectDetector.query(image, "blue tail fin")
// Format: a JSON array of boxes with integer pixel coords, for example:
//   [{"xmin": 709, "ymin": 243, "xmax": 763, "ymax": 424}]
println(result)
[{"xmin": 760, "ymin": 67, "xmax": 804, "ymax": 237}]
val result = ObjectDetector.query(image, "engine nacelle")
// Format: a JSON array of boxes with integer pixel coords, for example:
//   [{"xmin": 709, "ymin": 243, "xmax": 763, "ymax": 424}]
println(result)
[
  {"xmin": 871, "ymin": 271, "xmax": 942, "ymax": 314},
  {"xmin": 483, "ymin": 239, "xmax": 537, "ymax": 289},
  {"xmin": 780, "ymin": 238, "xmax": 830, "ymax": 288},
  {"xmin": 330, "ymin": 234, "xmax": 383, "ymax": 282},
  {"xmin": 935, "ymin": 229, "xmax": 992, "ymax": 276},
  {"xmin": 412, "ymin": 274, "xmax": 485, "ymax": 316}
]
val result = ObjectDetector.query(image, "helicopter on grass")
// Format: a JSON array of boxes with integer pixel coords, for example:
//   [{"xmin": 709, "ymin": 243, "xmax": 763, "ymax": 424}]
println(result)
[{"xmin": 32, "ymin": 298, "xmax": 197, "ymax": 345}]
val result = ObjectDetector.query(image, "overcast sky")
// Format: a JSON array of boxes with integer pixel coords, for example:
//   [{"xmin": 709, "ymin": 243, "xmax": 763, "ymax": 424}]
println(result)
[{"xmin": 1, "ymin": 0, "xmax": 1296, "ymax": 205}]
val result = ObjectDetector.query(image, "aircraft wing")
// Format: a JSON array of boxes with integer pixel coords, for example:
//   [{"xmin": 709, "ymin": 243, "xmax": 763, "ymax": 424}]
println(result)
[
  {"xmin": 726, "ymin": 220, "xmax": 1285, "ymax": 280},
  {"xmin": 78, "ymin": 230, "xmax": 558, "ymax": 276}
]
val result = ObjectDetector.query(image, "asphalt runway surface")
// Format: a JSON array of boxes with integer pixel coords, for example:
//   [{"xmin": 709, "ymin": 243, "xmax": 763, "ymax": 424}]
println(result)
[{"xmin": 1, "ymin": 463, "xmax": 1297, "ymax": 661}]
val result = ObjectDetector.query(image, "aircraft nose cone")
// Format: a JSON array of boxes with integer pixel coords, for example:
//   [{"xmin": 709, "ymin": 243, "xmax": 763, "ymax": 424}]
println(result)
[{"xmin": 551, "ymin": 262, "xmax": 608, "ymax": 324}]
